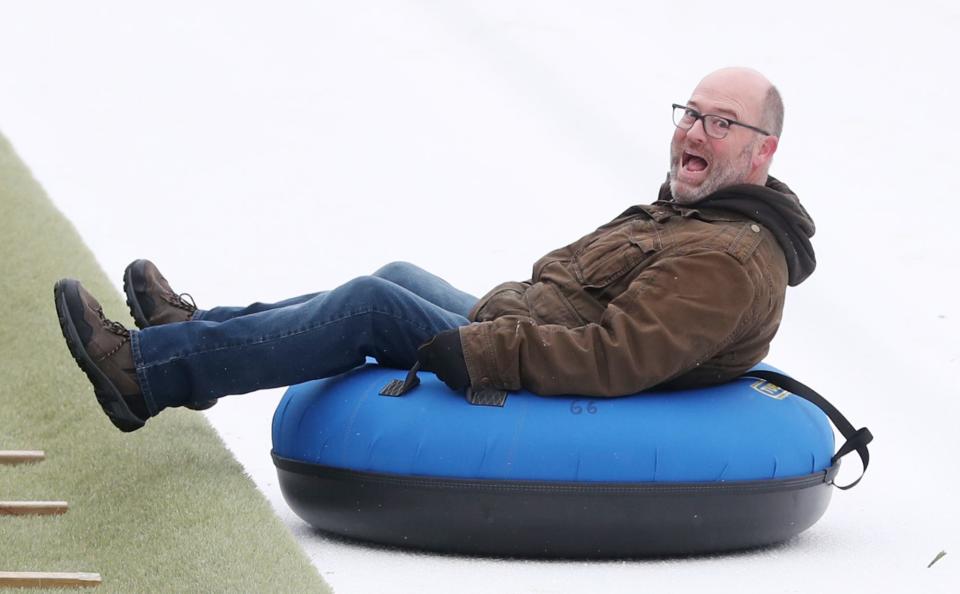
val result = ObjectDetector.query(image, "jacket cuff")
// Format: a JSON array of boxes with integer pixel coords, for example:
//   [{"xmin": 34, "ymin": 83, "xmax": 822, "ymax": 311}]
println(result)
[{"xmin": 458, "ymin": 323, "xmax": 507, "ymax": 390}]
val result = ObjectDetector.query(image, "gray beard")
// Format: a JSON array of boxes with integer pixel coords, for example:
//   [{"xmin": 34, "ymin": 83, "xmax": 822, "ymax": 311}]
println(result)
[{"xmin": 669, "ymin": 140, "xmax": 755, "ymax": 204}]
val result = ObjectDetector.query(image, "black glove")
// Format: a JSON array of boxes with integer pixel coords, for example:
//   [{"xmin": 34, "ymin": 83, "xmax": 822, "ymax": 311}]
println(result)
[{"xmin": 417, "ymin": 329, "xmax": 471, "ymax": 391}]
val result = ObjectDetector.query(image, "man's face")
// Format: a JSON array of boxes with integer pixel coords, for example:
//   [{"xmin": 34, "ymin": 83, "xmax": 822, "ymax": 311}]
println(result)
[{"xmin": 668, "ymin": 75, "xmax": 766, "ymax": 203}]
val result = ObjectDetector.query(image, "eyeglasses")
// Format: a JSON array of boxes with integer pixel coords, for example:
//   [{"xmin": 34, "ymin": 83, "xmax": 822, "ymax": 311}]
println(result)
[{"xmin": 672, "ymin": 104, "xmax": 771, "ymax": 139}]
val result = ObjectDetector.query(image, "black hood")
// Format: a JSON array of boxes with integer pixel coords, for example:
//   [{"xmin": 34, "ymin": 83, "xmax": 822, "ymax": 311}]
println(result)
[{"xmin": 658, "ymin": 176, "xmax": 816, "ymax": 286}]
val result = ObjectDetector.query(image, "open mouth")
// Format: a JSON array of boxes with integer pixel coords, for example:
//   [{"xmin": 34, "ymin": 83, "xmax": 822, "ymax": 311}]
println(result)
[{"xmin": 681, "ymin": 151, "xmax": 709, "ymax": 173}]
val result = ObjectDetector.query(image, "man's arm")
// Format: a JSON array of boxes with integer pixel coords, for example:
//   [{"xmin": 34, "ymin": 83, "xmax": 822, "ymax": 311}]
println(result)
[{"xmin": 458, "ymin": 250, "xmax": 757, "ymax": 397}]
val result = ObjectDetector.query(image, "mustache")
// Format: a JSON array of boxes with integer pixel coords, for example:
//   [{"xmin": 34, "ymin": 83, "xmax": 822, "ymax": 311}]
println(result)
[{"xmin": 672, "ymin": 144, "xmax": 712, "ymax": 159}]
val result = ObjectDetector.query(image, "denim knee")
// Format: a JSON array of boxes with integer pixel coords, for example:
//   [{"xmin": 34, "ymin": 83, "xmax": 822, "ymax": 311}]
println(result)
[
  {"xmin": 334, "ymin": 275, "xmax": 407, "ymax": 313},
  {"xmin": 372, "ymin": 261, "xmax": 422, "ymax": 283}
]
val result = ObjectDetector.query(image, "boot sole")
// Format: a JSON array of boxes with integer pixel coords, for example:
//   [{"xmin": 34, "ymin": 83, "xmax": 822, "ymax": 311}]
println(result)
[
  {"xmin": 54, "ymin": 279, "xmax": 145, "ymax": 432},
  {"xmin": 121, "ymin": 261, "xmax": 216, "ymax": 412},
  {"xmin": 122, "ymin": 259, "xmax": 150, "ymax": 330}
]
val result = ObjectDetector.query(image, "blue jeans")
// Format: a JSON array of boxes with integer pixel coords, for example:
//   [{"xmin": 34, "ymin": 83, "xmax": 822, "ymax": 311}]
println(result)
[{"xmin": 129, "ymin": 262, "xmax": 478, "ymax": 415}]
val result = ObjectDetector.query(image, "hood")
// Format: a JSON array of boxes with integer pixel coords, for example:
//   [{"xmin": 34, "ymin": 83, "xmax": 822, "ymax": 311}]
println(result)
[{"xmin": 658, "ymin": 176, "xmax": 816, "ymax": 286}]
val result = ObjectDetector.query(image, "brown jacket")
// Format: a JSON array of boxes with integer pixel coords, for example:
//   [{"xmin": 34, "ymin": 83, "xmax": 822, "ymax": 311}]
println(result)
[{"xmin": 459, "ymin": 177, "xmax": 815, "ymax": 397}]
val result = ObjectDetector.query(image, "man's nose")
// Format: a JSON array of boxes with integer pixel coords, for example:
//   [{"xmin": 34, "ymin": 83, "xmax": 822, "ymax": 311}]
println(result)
[{"xmin": 685, "ymin": 118, "xmax": 709, "ymax": 142}]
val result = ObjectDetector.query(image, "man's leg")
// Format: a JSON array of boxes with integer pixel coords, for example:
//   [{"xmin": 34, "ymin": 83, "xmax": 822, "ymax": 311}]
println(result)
[
  {"xmin": 124, "ymin": 258, "xmax": 325, "ymax": 326},
  {"xmin": 132, "ymin": 275, "xmax": 470, "ymax": 415},
  {"xmin": 371, "ymin": 261, "xmax": 477, "ymax": 318},
  {"xmin": 184, "ymin": 261, "xmax": 473, "ymax": 322},
  {"xmin": 192, "ymin": 292, "xmax": 324, "ymax": 322}
]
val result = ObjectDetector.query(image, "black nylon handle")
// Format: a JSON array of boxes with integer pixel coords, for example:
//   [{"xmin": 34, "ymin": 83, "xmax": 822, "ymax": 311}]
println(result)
[{"xmin": 745, "ymin": 370, "xmax": 872, "ymax": 490}]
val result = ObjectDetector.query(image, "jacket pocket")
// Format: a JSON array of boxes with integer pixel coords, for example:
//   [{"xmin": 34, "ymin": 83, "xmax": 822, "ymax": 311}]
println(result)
[
  {"xmin": 524, "ymin": 282, "xmax": 585, "ymax": 326},
  {"xmin": 469, "ymin": 281, "xmax": 532, "ymax": 322},
  {"xmin": 573, "ymin": 220, "xmax": 661, "ymax": 288}
]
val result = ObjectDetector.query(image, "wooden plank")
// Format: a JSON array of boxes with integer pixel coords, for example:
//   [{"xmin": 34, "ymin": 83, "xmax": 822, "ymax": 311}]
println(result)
[
  {"xmin": 0, "ymin": 501, "xmax": 69, "ymax": 516},
  {"xmin": 0, "ymin": 450, "xmax": 45, "ymax": 465},
  {"xmin": 0, "ymin": 572, "xmax": 101, "ymax": 588}
]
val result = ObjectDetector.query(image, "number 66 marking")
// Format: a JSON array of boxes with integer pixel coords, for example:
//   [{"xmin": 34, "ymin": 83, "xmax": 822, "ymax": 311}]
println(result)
[{"xmin": 570, "ymin": 400, "xmax": 598, "ymax": 415}]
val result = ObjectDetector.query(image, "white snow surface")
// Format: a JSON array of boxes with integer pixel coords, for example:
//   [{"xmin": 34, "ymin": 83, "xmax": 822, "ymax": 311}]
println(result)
[{"xmin": 2, "ymin": 1, "xmax": 958, "ymax": 592}]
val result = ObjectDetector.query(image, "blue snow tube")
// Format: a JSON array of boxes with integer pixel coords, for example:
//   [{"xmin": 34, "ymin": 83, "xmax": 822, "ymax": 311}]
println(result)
[{"xmin": 271, "ymin": 363, "xmax": 869, "ymax": 557}]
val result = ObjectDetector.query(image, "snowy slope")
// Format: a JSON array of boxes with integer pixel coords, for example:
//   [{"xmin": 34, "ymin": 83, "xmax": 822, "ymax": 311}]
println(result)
[{"xmin": 1, "ymin": 1, "xmax": 957, "ymax": 592}]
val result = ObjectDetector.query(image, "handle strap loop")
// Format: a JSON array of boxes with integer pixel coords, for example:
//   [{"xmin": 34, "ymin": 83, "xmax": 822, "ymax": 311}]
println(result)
[{"xmin": 745, "ymin": 370, "xmax": 872, "ymax": 490}]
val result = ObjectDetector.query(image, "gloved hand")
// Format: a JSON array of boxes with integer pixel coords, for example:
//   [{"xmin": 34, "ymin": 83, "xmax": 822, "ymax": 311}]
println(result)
[{"xmin": 417, "ymin": 328, "xmax": 471, "ymax": 391}]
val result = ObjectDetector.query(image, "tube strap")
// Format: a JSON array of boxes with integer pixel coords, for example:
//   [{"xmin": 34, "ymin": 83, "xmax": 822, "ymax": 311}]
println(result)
[{"xmin": 745, "ymin": 370, "xmax": 872, "ymax": 490}]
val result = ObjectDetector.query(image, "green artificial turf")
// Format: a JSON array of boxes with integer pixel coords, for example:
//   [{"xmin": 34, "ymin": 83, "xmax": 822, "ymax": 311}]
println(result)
[{"xmin": 0, "ymin": 133, "xmax": 332, "ymax": 593}]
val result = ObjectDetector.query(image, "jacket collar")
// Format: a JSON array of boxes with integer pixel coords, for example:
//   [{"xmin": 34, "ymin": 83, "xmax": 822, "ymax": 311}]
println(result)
[{"xmin": 620, "ymin": 176, "xmax": 817, "ymax": 286}]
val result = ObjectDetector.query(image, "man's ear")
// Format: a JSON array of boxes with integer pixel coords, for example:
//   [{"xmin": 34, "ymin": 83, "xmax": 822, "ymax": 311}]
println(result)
[{"xmin": 754, "ymin": 135, "xmax": 779, "ymax": 169}]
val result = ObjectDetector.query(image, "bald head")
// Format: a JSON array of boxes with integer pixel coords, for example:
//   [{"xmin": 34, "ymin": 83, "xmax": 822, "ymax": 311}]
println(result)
[{"xmin": 693, "ymin": 67, "xmax": 783, "ymax": 137}]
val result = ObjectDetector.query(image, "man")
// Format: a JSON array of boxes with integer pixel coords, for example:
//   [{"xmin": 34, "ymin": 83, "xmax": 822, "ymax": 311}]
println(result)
[{"xmin": 54, "ymin": 67, "xmax": 815, "ymax": 432}]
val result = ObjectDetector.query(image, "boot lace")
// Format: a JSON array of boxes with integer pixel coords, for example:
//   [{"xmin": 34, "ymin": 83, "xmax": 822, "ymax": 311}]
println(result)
[
  {"xmin": 162, "ymin": 292, "xmax": 197, "ymax": 312},
  {"xmin": 95, "ymin": 306, "xmax": 130, "ymax": 338}
]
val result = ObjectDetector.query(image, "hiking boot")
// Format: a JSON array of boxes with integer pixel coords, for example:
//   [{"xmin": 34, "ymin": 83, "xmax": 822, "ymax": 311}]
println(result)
[
  {"xmin": 123, "ymin": 259, "xmax": 197, "ymax": 329},
  {"xmin": 122, "ymin": 259, "xmax": 217, "ymax": 412},
  {"xmin": 54, "ymin": 279, "xmax": 150, "ymax": 432}
]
